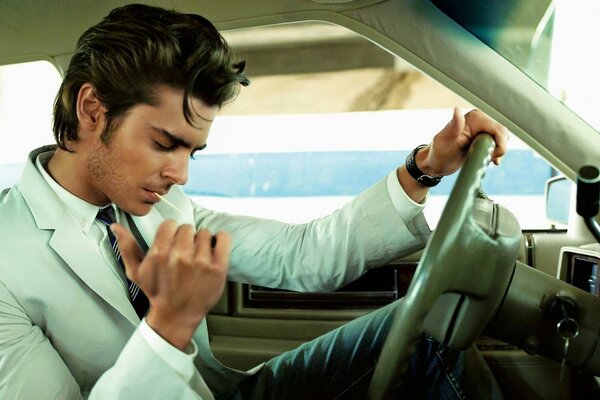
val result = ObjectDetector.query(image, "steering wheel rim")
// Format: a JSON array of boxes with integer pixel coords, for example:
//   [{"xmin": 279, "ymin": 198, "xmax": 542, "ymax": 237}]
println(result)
[{"xmin": 367, "ymin": 134, "xmax": 501, "ymax": 400}]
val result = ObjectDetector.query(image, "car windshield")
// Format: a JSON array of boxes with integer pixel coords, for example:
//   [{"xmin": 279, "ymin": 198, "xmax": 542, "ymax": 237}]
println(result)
[{"xmin": 432, "ymin": 0, "xmax": 600, "ymax": 133}]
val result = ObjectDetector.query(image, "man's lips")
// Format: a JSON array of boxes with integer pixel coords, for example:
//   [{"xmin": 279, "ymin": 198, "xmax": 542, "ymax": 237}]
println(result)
[
  {"xmin": 144, "ymin": 188, "xmax": 182, "ymax": 212},
  {"xmin": 144, "ymin": 188, "xmax": 168, "ymax": 196},
  {"xmin": 142, "ymin": 189, "xmax": 160, "ymax": 203}
]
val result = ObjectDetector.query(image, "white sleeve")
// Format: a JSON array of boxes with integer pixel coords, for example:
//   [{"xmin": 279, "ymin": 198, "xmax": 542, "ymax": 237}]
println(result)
[
  {"xmin": 139, "ymin": 320, "xmax": 194, "ymax": 378},
  {"xmin": 90, "ymin": 327, "xmax": 214, "ymax": 399},
  {"xmin": 192, "ymin": 177, "xmax": 431, "ymax": 292},
  {"xmin": 385, "ymin": 169, "xmax": 426, "ymax": 222},
  {"xmin": 138, "ymin": 320, "xmax": 214, "ymax": 399},
  {"xmin": 385, "ymin": 170, "xmax": 430, "ymax": 241}
]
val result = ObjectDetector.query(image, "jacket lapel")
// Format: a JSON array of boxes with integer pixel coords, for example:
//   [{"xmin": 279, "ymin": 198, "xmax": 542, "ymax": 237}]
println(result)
[
  {"xmin": 49, "ymin": 221, "xmax": 140, "ymax": 326},
  {"xmin": 19, "ymin": 146, "xmax": 139, "ymax": 326},
  {"xmin": 129, "ymin": 207, "xmax": 164, "ymax": 249}
]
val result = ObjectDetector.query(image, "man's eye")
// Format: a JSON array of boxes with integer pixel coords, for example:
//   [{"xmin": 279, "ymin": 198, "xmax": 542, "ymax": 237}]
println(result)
[{"xmin": 154, "ymin": 141, "xmax": 174, "ymax": 151}]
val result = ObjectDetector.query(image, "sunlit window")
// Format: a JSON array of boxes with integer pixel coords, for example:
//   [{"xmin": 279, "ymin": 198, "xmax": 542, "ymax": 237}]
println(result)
[
  {"xmin": 187, "ymin": 22, "xmax": 557, "ymax": 229},
  {"xmin": 548, "ymin": 0, "xmax": 600, "ymax": 131},
  {"xmin": 0, "ymin": 60, "xmax": 62, "ymax": 186},
  {"xmin": 0, "ymin": 28, "xmax": 560, "ymax": 230}
]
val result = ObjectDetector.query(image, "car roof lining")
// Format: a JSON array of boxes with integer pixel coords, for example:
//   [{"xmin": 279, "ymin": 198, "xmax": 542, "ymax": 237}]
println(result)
[{"xmin": 1, "ymin": 0, "xmax": 597, "ymax": 180}]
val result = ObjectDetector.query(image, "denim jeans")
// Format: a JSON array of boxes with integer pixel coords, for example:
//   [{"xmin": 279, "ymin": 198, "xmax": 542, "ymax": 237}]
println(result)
[{"xmin": 220, "ymin": 300, "xmax": 468, "ymax": 400}]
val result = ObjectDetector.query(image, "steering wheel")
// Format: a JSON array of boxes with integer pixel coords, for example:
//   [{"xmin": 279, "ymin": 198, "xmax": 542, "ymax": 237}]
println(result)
[{"xmin": 368, "ymin": 134, "xmax": 522, "ymax": 399}]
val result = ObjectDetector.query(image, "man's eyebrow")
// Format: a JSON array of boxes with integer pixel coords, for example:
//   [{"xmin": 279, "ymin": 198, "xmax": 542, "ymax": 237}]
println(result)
[{"xmin": 150, "ymin": 125, "xmax": 207, "ymax": 152}]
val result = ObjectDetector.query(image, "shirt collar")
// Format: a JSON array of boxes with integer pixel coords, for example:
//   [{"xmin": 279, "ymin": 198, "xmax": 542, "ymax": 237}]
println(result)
[{"xmin": 35, "ymin": 150, "xmax": 105, "ymax": 234}]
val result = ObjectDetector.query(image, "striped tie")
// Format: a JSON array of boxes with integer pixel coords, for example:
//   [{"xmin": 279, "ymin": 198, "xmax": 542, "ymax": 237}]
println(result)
[{"xmin": 96, "ymin": 206, "xmax": 150, "ymax": 319}]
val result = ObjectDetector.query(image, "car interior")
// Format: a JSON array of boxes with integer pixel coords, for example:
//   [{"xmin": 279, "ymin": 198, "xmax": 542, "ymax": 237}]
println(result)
[{"xmin": 1, "ymin": 0, "xmax": 600, "ymax": 399}]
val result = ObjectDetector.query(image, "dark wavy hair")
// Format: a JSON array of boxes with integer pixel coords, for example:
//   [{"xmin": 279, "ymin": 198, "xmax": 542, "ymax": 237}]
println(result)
[{"xmin": 53, "ymin": 3, "xmax": 249, "ymax": 149}]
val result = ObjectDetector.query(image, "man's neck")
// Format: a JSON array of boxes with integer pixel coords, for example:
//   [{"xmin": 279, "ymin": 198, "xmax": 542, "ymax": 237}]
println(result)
[{"xmin": 46, "ymin": 147, "xmax": 108, "ymax": 206}]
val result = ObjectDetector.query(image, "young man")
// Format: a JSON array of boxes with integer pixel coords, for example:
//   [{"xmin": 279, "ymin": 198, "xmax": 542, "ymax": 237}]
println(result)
[{"xmin": 0, "ymin": 4, "xmax": 507, "ymax": 399}]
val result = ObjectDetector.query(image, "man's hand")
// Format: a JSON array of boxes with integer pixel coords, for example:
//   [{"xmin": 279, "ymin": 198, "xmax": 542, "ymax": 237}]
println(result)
[
  {"xmin": 111, "ymin": 221, "xmax": 231, "ymax": 350},
  {"xmin": 418, "ymin": 107, "xmax": 508, "ymax": 177},
  {"xmin": 398, "ymin": 107, "xmax": 508, "ymax": 203}
]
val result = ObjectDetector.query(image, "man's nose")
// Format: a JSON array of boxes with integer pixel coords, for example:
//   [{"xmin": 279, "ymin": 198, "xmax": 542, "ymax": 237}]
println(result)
[{"xmin": 162, "ymin": 155, "xmax": 189, "ymax": 185}]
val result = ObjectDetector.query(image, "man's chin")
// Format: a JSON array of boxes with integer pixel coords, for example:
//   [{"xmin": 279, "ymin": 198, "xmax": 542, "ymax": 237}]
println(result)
[{"xmin": 119, "ymin": 203, "xmax": 155, "ymax": 217}]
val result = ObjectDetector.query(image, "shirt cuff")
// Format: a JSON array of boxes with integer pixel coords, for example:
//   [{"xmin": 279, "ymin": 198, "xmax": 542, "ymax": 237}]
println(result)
[
  {"xmin": 386, "ymin": 169, "xmax": 427, "ymax": 225},
  {"xmin": 139, "ymin": 318, "xmax": 198, "ymax": 384}
]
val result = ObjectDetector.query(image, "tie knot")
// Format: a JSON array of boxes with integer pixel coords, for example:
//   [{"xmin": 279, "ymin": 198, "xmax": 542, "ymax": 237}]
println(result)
[{"xmin": 96, "ymin": 206, "xmax": 116, "ymax": 226}]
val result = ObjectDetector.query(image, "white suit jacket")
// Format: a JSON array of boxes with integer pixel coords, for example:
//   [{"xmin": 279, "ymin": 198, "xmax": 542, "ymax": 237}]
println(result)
[{"xmin": 0, "ymin": 146, "xmax": 429, "ymax": 399}]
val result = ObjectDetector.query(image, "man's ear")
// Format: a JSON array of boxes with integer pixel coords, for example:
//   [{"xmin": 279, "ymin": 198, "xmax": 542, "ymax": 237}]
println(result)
[{"xmin": 76, "ymin": 83, "xmax": 105, "ymax": 137}]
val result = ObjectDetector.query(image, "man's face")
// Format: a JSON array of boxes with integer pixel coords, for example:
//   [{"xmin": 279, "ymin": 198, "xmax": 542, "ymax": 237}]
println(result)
[{"xmin": 84, "ymin": 85, "xmax": 216, "ymax": 216}]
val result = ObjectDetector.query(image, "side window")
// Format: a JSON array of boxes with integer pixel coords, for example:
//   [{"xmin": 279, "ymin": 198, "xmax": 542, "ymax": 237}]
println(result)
[
  {"xmin": 0, "ymin": 61, "xmax": 62, "ymax": 187},
  {"xmin": 185, "ymin": 22, "xmax": 557, "ymax": 230},
  {"xmin": 0, "ymin": 33, "xmax": 557, "ymax": 230}
]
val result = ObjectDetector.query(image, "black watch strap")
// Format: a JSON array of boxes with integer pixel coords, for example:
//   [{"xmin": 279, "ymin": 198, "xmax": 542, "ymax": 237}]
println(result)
[{"xmin": 405, "ymin": 144, "xmax": 443, "ymax": 187}]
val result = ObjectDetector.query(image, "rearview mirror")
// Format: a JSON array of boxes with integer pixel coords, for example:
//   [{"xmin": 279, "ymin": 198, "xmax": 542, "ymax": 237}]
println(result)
[{"xmin": 545, "ymin": 176, "xmax": 571, "ymax": 226}]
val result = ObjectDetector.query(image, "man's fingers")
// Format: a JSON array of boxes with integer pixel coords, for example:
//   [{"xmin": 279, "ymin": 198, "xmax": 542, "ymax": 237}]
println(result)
[
  {"xmin": 150, "ymin": 220, "xmax": 178, "ymax": 257},
  {"xmin": 463, "ymin": 109, "xmax": 509, "ymax": 164},
  {"xmin": 212, "ymin": 231, "xmax": 231, "ymax": 268},
  {"xmin": 194, "ymin": 229, "xmax": 213, "ymax": 261},
  {"xmin": 448, "ymin": 107, "xmax": 473, "ymax": 151},
  {"xmin": 110, "ymin": 223, "xmax": 144, "ymax": 280},
  {"xmin": 484, "ymin": 122, "xmax": 508, "ymax": 164},
  {"xmin": 448, "ymin": 106, "xmax": 465, "ymax": 139},
  {"xmin": 171, "ymin": 224, "xmax": 195, "ymax": 260},
  {"xmin": 193, "ymin": 229, "xmax": 232, "ymax": 266},
  {"xmin": 491, "ymin": 125, "xmax": 509, "ymax": 163}
]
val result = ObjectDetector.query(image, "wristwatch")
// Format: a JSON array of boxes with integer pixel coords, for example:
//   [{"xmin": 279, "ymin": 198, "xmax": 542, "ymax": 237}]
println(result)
[{"xmin": 405, "ymin": 144, "xmax": 443, "ymax": 187}]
